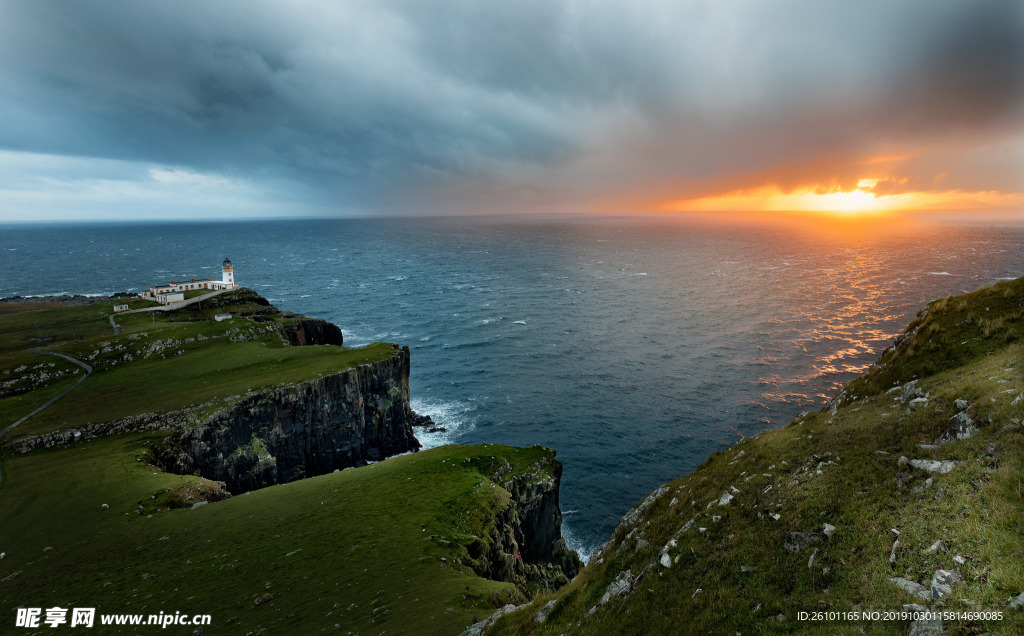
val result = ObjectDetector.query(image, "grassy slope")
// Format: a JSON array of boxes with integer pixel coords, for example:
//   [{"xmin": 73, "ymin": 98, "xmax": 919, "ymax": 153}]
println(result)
[
  {"xmin": 0, "ymin": 291, "xmax": 394, "ymax": 439},
  {"xmin": 0, "ymin": 437, "xmax": 555, "ymax": 634},
  {"xmin": 491, "ymin": 277, "xmax": 1024, "ymax": 635}
]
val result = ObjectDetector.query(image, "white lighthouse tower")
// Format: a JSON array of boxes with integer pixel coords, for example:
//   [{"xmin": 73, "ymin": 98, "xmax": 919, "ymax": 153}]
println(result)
[{"xmin": 222, "ymin": 258, "xmax": 235, "ymax": 287}]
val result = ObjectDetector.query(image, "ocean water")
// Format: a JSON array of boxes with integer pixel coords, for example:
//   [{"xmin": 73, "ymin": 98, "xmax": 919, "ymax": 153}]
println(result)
[{"xmin": 2, "ymin": 212, "xmax": 1023, "ymax": 559}]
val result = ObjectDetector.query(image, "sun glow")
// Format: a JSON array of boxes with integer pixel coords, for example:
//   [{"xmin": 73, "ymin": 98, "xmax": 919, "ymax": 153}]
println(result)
[{"xmin": 658, "ymin": 183, "xmax": 1024, "ymax": 215}]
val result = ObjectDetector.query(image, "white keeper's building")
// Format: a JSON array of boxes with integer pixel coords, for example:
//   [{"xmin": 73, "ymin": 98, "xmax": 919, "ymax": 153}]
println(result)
[{"xmin": 139, "ymin": 258, "xmax": 237, "ymax": 305}]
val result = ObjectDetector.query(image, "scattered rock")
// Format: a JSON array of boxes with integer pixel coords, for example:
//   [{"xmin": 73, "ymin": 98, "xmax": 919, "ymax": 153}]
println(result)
[
  {"xmin": 1009, "ymin": 592, "xmax": 1024, "ymax": 609},
  {"xmin": 954, "ymin": 398, "xmax": 969, "ymax": 411},
  {"xmin": 822, "ymin": 523, "xmax": 836, "ymax": 538},
  {"xmin": 938, "ymin": 411, "xmax": 977, "ymax": 443},
  {"xmin": 895, "ymin": 472, "xmax": 913, "ymax": 488},
  {"xmin": 909, "ymin": 459, "xmax": 957, "ymax": 474},
  {"xmin": 889, "ymin": 539, "xmax": 900, "ymax": 563},
  {"xmin": 618, "ymin": 488, "xmax": 668, "ymax": 531},
  {"xmin": 807, "ymin": 548, "xmax": 818, "ymax": 569},
  {"xmin": 660, "ymin": 553, "xmax": 672, "ymax": 568},
  {"xmin": 533, "ymin": 600, "xmax": 557, "ymax": 624},
  {"xmin": 915, "ymin": 444, "xmax": 941, "ymax": 451},
  {"xmin": 599, "ymin": 570, "xmax": 635, "ymax": 605},
  {"xmin": 460, "ymin": 603, "xmax": 527, "ymax": 636},
  {"xmin": 930, "ymin": 569, "xmax": 962, "ymax": 600},
  {"xmin": 911, "ymin": 478, "xmax": 934, "ymax": 494},
  {"xmin": 191, "ymin": 501, "xmax": 208, "ymax": 510},
  {"xmin": 900, "ymin": 381, "xmax": 925, "ymax": 404},
  {"xmin": 953, "ymin": 555, "xmax": 966, "ymax": 565},
  {"xmin": 101, "ymin": 503, "xmax": 109, "ymax": 510},
  {"xmin": 718, "ymin": 491, "xmax": 734, "ymax": 506},
  {"xmin": 740, "ymin": 565, "xmax": 757, "ymax": 573},
  {"xmin": 0, "ymin": 570, "xmax": 21, "ymax": 582},
  {"xmin": 890, "ymin": 577, "xmax": 930, "ymax": 600},
  {"xmin": 924, "ymin": 540, "xmax": 944, "ymax": 554},
  {"xmin": 784, "ymin": 531, "xmax": 826, "ymax": 553},
  {"xmin": 253, "ymin": 593, "xmax": 273, "ymax": 606}
]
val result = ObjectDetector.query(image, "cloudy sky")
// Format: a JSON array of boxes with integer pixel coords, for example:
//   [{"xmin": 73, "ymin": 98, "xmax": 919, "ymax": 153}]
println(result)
[{"xmin": 0, "ymin": 0, "xmax": 1021, "ymax": 221}]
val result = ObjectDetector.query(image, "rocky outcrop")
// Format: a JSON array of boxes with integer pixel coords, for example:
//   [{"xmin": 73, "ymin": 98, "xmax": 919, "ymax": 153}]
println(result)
[
  {"xmin": 464, "ymin": 451, "xmax": 582, "ymax": 595},
  {"xmin": 152, "ymin": 345, "xmax": 419, "ymax": 493},
  {"xmin": 277, "ymin": 318, "xmax": 344, "ymax": 346},
  {"xmin": 4, "ymin": 407, "xmax": 203, "ymax": 453}
]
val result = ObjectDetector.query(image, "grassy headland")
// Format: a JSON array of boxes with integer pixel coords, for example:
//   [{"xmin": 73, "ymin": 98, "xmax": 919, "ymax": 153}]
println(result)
[{"xmin": 0, "ymin": 289, "xmax": 393, "ymax": 439}]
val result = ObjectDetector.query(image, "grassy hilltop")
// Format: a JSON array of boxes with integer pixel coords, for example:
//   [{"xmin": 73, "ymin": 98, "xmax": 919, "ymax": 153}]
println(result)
[
  {"xmin": 488, "ymin": 276, "xmax": 1024, "ymax": 635},
  {"xmin": 0, "ymin": 290, "xmax": 577, "ymax": 634}
]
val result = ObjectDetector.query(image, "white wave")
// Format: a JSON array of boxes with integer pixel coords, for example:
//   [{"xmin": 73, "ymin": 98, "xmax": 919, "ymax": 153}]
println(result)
[
  {"xmin": 928, "ymin": 272, "xmax": 952, "ymax": 276},
  {"xmin": 410, "ymin": 397, "xmax": 477, "ymax": 449},
  {"xmin": 513, "ymin": 320, "xmax": 527, "ymax": 325},
  {"xmin": 420, "ymin": 336, "xmax": 430, "ymax": 342},
  {"xmin": 561, "ymin": 522, "xmax": 600, "ymax": 565}
]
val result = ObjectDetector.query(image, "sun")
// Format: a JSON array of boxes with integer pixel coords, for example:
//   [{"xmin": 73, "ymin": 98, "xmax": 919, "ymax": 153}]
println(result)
[{"xmin": 785, "ymin": 180, "xmax": 889, "ymax": 214}]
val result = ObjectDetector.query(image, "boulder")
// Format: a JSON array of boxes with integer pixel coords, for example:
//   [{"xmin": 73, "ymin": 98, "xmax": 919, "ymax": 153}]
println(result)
[
  {"xmin": 930, "ymin": 569, "xmax": 962, "ymax": 600},
  {"xmin": 938, "ymin": 412, "xmax": 976, "ymax": 443},
  {"xmin": 890, "ymin": 577, "xmax": 930, "ymax": 600},
  {"xmin": 909, "ymin": 459, "xmax": 957, "ymax": 474},
  {"xmin": 533, "ymin": 600, "xmax": 557, "ymax": 624}
]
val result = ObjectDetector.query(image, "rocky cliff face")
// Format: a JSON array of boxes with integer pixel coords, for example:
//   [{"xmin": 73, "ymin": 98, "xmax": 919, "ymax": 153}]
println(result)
[
  {"xmin": 465, "ymin": 451, "xmax": 583, "ymax": 594},
  {"xmin": 277, "ymin": 318, "xmax": 344, "ymax": 346},
  {"xmin": 153, "ymin": 345, "xmax": 420, "ymax": 493}
]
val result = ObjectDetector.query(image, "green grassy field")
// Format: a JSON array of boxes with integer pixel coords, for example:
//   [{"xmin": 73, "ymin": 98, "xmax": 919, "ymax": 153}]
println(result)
[
  {"xmin": 0, "ymin": 437, "xmax": 550, "ymax": 634},
  {"xmin": 0, "ymin": 290, "xmax": 394, "ymax": 440},
  {"xmin": 490, "ymin": 278, "xmax": 1024, "ymax": 635}
]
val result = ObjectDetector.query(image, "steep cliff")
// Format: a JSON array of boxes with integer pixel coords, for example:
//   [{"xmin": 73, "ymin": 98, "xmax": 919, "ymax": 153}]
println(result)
[
  {"xmin": 153, "ymin": 345, "xmax": 420, "ymax": 492},
  {"xmin": 462, "ymin": 451, "xmax": 583, "ymax": 595},
  {"xmin": 277, "ymin": 317, "xmax": 344, "ymax": 346}
]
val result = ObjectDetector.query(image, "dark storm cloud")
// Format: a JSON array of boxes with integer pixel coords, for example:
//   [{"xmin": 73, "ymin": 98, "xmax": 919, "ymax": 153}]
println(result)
[{"xmin": 0, "ymin": 0, "xmax": 1020, "ymax": 217}]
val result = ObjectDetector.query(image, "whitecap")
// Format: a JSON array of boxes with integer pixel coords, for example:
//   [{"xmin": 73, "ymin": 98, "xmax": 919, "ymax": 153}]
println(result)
[
  {"xmin": 513, "ymin": 320, "xmax": 527, "ymax": 325},
  {"xmin": 928, "ymin": 272, "xmax": 951, "ymax": 276},
  {"xmin": 410, "ymin": 397, "xmax": 477, "ymax": 449},
  {"xmin": 561, "ymin": 522, "xmax": 599, "ymax": 565}
]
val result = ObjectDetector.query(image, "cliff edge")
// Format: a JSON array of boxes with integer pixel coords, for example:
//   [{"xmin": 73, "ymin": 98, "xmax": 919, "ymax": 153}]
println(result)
[{"xmin": 152, "ymin": 345, "xmax": 420, "ymax": 492}]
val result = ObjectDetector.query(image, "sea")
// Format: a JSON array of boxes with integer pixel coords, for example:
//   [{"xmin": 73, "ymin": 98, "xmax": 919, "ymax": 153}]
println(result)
[{"xmin": 2, "ymin": 211, "xmax": 1023, "ymax": 560}]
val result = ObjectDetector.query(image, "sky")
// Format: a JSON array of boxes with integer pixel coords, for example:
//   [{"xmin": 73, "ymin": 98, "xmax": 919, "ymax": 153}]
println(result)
[{"xmin": 0, "ymin": 0, "xmax": 1022, "ymax": 221}]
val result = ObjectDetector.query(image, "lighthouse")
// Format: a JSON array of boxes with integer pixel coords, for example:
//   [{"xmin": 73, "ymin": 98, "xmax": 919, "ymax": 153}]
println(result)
[{"xmin": 222, "ymin": 258, "xmax": 235, "ymax": 287}]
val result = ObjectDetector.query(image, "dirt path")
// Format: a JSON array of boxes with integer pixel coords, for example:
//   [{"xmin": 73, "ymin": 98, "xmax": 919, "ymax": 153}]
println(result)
[{"xmin": 0, "ymin": 349, "xmax": 93, "ymax": 440}]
